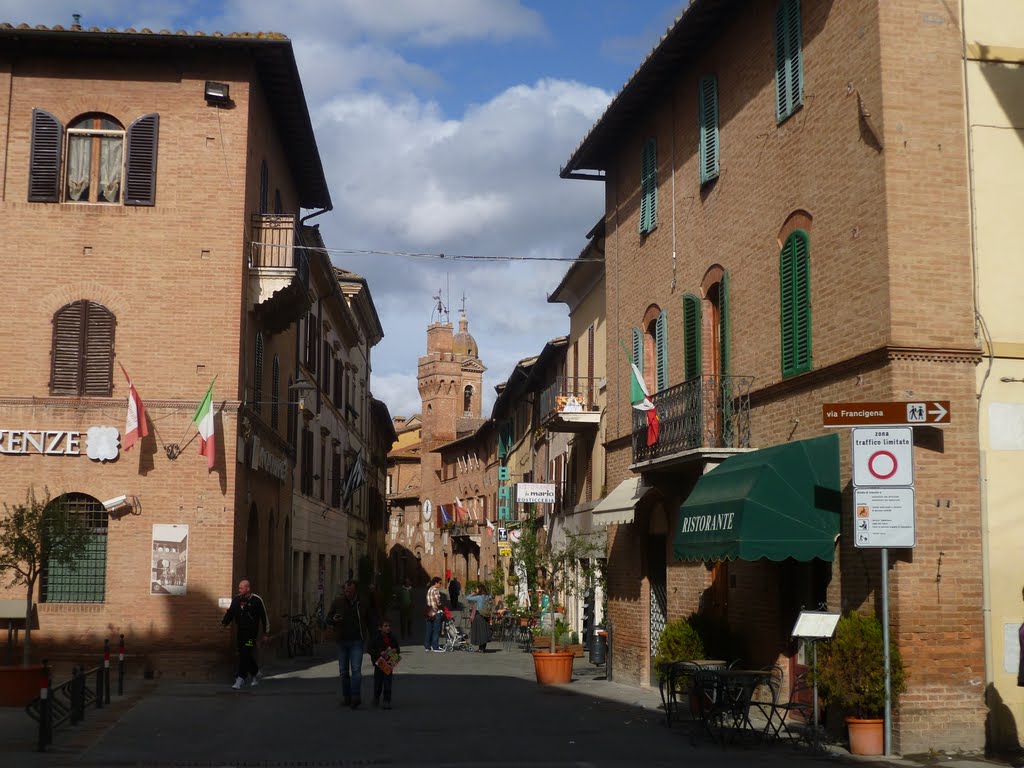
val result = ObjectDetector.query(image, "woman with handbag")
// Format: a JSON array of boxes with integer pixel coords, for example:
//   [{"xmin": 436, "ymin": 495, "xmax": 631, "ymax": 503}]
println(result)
[{"xmin": 423, "ymin": 576, "xmax": 444, "ymax": 652}]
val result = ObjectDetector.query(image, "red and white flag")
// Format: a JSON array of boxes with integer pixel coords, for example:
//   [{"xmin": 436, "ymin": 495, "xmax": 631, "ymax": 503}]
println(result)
[
  {"xmin": 486, "ymin": 520, "xmax": 495, "ymax": 537},
  {"xmin": 629, "ymin": 359, "xmax": 660, "ymax": 447},
  {"xmin": 455, "ymin": 496, "xmax": 472, "ymax": 522},
  {"xmin": 120, "ymin": 364, "xmax": 149, "ymax": 451}
]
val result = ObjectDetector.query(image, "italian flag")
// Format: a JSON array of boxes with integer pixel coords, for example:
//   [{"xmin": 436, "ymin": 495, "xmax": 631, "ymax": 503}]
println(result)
[
  {"xmin": 119, "ymin": 364, "xmax": 148, "ymax": 451},
  {"xmin": 630, "ymin": 360, "xmax": 660, "ymax": 447},
  {"xmin": 193, "ymin": 378, "xmax": 216, "ymax": 470}
]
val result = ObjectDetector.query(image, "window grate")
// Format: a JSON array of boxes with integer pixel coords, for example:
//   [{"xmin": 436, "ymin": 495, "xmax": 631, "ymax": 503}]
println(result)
[{"xmin": 40, "ymin": 495, "xmax": 108, "ymax": 603}]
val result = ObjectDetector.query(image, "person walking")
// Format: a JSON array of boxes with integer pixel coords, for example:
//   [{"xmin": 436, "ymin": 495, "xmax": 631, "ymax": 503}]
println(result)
[
  {"xmin": 368, "ymin": 619, "xmax": 401, "ymax": 709},
  {"xmin": 328, "ymin": 579, "xmax": 368, "ymax": 708},
  {"xmin": 448, "ymin": 575, "xmax": 462, "ymax": 610},
  {"xmin": 464, "ymin": 583, "xmax": 492, "ymax": 652},
  {"xmin": 398, "ymin": 577, "xmax": 413, "ymax": 639},
  {"xmin": 424, "ymin": 576, "xmax": 444, "ymax": 652},
  {"xmin": 221, "ymin": 579, "xmax": 269, "ymax": 690}
]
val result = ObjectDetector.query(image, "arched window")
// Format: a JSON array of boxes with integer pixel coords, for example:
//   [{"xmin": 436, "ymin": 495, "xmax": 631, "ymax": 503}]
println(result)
[
  {"xmin": 271, "ymin": 355, "xmax": 280, "ymax": 429},
  {"xmin": 50, "ymin": 300, "xmax": 115, "ymax": 396},
  {"xmin": 780, "ymin": 230, "xmax": 811, "ymax": 377},
  {"xmin": 463, "ymin": 385, "xmax": 473, "ymax": 415},
  {"xmin": 40, "ymin": 494, "xmax": 109, "ymax": 603},
  {"xmin": 254, "ymin": 333, "xmax": 265, "ymax": 414},
  {"xmin": 66, "ymin": 113, "xmax": 124, "ymax": 203}
]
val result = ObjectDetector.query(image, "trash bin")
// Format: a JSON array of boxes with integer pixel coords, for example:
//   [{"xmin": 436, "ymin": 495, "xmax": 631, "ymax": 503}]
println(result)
[{"xmin": 590, "ymin": 627, "xmax": 607, "ymax": 666}]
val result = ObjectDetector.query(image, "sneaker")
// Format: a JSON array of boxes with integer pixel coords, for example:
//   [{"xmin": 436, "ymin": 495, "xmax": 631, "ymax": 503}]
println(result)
[
  {"xmin": 250, "ymin": 670, "xmax": 263, "ymax": 687},
  {"xmin": 232, "ymin": 677, "xmax": 245, "ymax": 690},
  {"xmin": 432, "ymin": 648, "xmax": 445, "ymax": 653}
]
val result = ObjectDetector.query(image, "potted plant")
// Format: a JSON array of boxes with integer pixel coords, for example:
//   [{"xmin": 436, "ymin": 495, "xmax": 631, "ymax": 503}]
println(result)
[
  {"xmin": 0, "ymin": 488, "xmax": 91, "ymax": 705},
  {"xmin": 510, "ymin": 527, "xmax": 603, "ymax": 684},
  {"xmin": 816, "ymin": 611, "xmax": 906, "ymax": 756}
]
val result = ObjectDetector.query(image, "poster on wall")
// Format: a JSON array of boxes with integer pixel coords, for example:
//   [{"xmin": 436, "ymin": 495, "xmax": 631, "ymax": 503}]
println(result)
[{"xmin": 151, "ymin": 524, "xmax": 188, "ymax": 596}]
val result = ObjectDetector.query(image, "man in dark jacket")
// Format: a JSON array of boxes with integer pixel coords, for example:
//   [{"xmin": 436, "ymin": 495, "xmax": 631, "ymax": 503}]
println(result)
[
  {"xmin": 328, "ymin": 579, "xmax": 368, "ymax": 708},
  {"xmin": 448, "ymin": 576, "xmax": 461, "ymax": 610},
  {"xmin": 221, "ymin": 579, "xmax": 269, "ymax": 690}
]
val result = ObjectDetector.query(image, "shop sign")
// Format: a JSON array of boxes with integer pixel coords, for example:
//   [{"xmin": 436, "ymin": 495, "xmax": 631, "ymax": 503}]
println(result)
[
  {"xmin": 251, "ymin": 436, "xmax": 288, "ymax": 482},
  {"xmin": 0, "ymin": 426, "xmax": 119, "ymax": 462},
  {"xmin": 516, "ymin": 482, "xmax": 556, "ymax": 504}
]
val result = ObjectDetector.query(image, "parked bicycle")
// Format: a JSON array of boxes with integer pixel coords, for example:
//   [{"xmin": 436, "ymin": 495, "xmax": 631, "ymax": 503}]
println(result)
[{"xmin": 284, "ymin": 613, "xmax": 314, "ymax": 657}]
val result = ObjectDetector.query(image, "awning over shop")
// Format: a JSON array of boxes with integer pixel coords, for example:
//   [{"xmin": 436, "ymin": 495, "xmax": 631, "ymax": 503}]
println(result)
[
  {"xmin": 674, "ymin": 434, "xmax": 841, "ymax": 562},
  {"xmin": 592, "ymin": 476, "xmax": 647, "ymax": 526}
]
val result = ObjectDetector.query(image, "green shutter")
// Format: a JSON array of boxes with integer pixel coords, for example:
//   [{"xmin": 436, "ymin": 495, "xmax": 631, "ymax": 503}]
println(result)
[
  {"xmin": 656, "ymin": 310, "xmax": 668, "ymax": 393},
  {"xmin": 631, "ymin": 327, "xmax": 645, "ymax": 404},
  {"xmin": 498, "ymin": 421, "xmax": 512, "ymax": 459},
  {"xmin": 780, "ymin": 230, "xmax": 811, "ymax": 377},
  {"xmin": 775, "ymin": 0, "xmax": 803, "ymax": 122},
  {"xmin": 640, "ymin": 139, "xmax": 657, "ymax": 234},
  {"xmin": 698, "ymin": 76, "xmax": 720, "ymax": 184},
  {"xmin": 719, "ymin": 272, "xmax": 730, "ymax": 376},
  {"xmin": 683, "ymin": 294, "xmax": 702, "ymax": 381}
]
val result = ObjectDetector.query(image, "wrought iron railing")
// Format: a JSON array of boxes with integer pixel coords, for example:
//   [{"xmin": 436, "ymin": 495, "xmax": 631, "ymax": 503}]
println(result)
[
  {"xmin": 632, "ymin": 374, "xmax": 753, "ymax": 464},
  {"xmin": 539, "ymin": 376, "xmax": 601, "ymax": 422}
]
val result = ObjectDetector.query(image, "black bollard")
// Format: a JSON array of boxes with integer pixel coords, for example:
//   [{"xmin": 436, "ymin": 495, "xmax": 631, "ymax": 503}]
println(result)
[
  {"xmin": 37, "ymin": 659, "xmax": 51, "ymax": 751},
  {"xmin": 118, "ymin": 634, "xmax": 125, "ymax": 696},
  {"xmin": 70, "ymin": 666, "xmax": 82, "ymax": 724},
  {"xmin": 103, "ymin": 639, "xmax": 111, "ymax": 704},
  {"xmin": 95, "ymin": 664, "xmax": 104, "ymax": 709}
]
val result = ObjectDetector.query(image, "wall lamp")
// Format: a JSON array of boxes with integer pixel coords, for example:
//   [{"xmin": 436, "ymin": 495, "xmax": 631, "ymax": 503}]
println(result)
[{"xmin": 204, "ymin": 81, "xmax": 231, "ymax": 106}]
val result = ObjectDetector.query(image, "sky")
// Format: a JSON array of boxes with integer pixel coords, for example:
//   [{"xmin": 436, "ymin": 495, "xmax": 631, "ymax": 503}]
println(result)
[{"xmin": 1, "ymin": 0, "xmax": 689, "ymax": 419}]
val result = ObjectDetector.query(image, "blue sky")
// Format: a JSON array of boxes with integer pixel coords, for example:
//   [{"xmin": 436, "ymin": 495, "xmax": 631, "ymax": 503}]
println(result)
[{"xmin": 0, "ymin": 0, "xmax": 690, "ymax": 418}]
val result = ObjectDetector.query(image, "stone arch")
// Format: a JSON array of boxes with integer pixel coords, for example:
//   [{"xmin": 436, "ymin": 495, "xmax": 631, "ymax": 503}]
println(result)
[{"xmin": 776, "ymin": 209, "xmax": 813, "ymax": 249}]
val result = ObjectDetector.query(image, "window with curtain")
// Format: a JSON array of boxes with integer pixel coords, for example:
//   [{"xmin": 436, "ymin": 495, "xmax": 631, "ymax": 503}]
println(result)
[
  {"xmin": 780, "ymin": 230, "xmax": 811, "ymax": 377},
  {"xmin": 66, "ymin": 114, "xmax": 124, "ymax": 203},
  {"xmin": 683, "ymin": 294, "xmax": 702, "ymax": 381},
  {"xmin": 40, "ymin": 494, "xmax": 108, "ymax": 603},
  {"xmin": 640, "ymin": 138, "xmax": 658, "ymax": 234},
  {"xmin": 50, "ymin": 300, "xmax": 115, "ymax": 396},
  {"xmin": 775, "ymin": 0, "xmax": 804, "ymax": 123},
  {"xmin": 698, "ymin": 76, "xmax": 720, "ymax": 184}
]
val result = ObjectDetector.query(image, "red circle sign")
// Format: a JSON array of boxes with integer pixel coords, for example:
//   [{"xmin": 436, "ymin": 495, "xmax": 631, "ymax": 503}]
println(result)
[{"xmin": 867, "ymin": 450, "xmax": 898, "ymax": 480}]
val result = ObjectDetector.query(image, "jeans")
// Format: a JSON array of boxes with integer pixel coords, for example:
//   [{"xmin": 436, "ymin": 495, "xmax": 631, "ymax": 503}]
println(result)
[
  {"xmin": 336, "ymin": 640, "xmax": 363, "ymax": 702},
  {"xmin": 373, "ymin": 666, "xmax": 393, "ymax": 704},
  {"xmin": 424, "ymin": 614, "xmax": 442, "ymax": 650}
]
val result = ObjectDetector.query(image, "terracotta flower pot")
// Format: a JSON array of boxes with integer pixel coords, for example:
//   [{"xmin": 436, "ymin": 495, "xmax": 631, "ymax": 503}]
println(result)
[
  {"xmin": 0, "ymin": 665, "xmax": 46, "ymax": 707},
  {"xmin": 846, "ymin": 717, "xmax": 884, "ymax": 756},
  {"xmin": 532, "ymin": 650, "xmax": 574, "ymax": 684}
]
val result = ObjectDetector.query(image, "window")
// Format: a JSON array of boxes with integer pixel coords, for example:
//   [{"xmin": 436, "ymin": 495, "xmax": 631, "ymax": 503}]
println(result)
[
  {"xmin": 631, "ymin": 327, "xmax": 644, "ymax": 402},
  {"xmin": 718, "ymin": 272, "xmax": 731, "ymax": 376},
  {"xmin": 259, "ymin": 160, "xmax": 269, "ymax": 214},
  {"xmin": 50, "ymin": 300, "xmax": 115, "ymax": 396},
  {"xmin": 655, "ymin": 309, "xmax": 668, "ymax": 393},
  {"xmin": 287, "ymin": 378, "xmax": 297, "ymax": 447},
  {"xmin": 775, "ymin": 0, "xmax": 804, "ymax": 123},
  {"xmin": 698, "ymin": 76, "xmax": 720, "ymax": 184},
  {"xmin": 40, "ymin": 494, "xmax": 108, "ymax": 603},
  {"xmin": 463, "ymin": 385, "xmax": 472, "ymax": 416},
  {"xmin": 333, "ymin": 359, "xmax": 343, "ymax": 405},
  {"xmin": 29, "ymin": 109, "xmax": 159, "ymax": 205},
  {"xmin": 271, "ymin": 355, "xmax": 280, "ymax": 429},
  {"xmin": 683, "ymin": 294, "xmax": 702, "ymax": 381},
  {"xmin": 305, "ymin": 313, "xmax": 319, "ymax": 373},
  {"xmin": 301, "ymin": 427, "xmax": 314, "ymax": 495},
  {"xmin": 274, "ymin": 188, "xmax": 283, "ymax": 215},
  {"xmin": 780, "ymin": 230, "xmax": 811, "ymax": 376},
  {"xmin": 322, "ymin": 342, "xmax": 332, "ymax": 394},
  {"xmin": 640, "ymin": 138, "xmax": 658, "ymax": 234},
  {"xmin": 332, "ymin": 449, "xmax": 342, "ymax": 507},
  {"xmin": 587, "ymin": 324, "xmax": 595, "ymax": 407},
  {"xmin": 254, "ymin": 333, "xmax": 264, "ymax": 414}
]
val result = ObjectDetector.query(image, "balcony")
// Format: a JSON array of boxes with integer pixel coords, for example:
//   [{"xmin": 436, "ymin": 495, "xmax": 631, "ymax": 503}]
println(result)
[
  {"xmin": 631, "ymin": 374, "xmax": 754, "ymax": 470},
  {"xmin": 539, "ymin": 376, "xmax": 601, "ymax": 433},
  {"xmin": 248, "ymin": 214, "xmax": 310, "ymax": 333}
]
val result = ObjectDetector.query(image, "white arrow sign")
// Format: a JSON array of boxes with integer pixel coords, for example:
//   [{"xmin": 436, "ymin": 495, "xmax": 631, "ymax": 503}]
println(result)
[{"xmin": 927, "ymin": 402, "xmax": 948, "ymax": 421}]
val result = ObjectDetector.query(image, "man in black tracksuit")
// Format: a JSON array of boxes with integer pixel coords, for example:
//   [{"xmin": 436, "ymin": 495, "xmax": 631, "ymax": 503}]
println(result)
[{"xmin": 221, "ymin": 579, "xmax": 269, "ymax": 689}]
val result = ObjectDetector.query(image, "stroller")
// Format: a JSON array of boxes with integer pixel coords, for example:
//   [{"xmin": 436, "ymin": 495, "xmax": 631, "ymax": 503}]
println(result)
[{"xmin": 440, "ymin": 607, "xmax": 472, "ymax": 652}]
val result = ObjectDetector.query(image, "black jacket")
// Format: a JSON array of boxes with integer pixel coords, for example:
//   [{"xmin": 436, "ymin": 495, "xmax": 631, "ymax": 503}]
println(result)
[
  {"xmin": 221, "ymin": 593, "xmax": 269, "ymax": 636},
  {"xmin": 329, "ymin": 594, "xmax": 367, "ymax": 642},
  {"xmin": 367, "ymin": 630, "xmax": 401, "ymax": 662}
]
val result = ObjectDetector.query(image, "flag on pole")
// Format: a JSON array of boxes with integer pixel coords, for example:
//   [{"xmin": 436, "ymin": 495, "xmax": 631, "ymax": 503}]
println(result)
[
  {"xmin": 341, "ymin": 449, "xmax": 367, "ymax": 505},
  {"xmin": 486, "ymin": 520, "xmax": 495, "ymax": 537},
  {"xmin": 454, "ymin": 496, "xmax": 470, "ymax": 522},
  {"xmin": 439, "ymin": 504, "xmax": 453, "ymax": 526},
  {"xmin": 192, "ymin": 378, "xmax": 217, "ymax": 469},
  {"xmin": 629, "ymin": 359, "xmax": 660, "ymax": 447},
  {"xmin": 119, "ymin": 364, "xmax": 148, "ymax": 451}
]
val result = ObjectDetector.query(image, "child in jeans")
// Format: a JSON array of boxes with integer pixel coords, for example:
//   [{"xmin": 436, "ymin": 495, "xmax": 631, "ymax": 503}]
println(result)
[{"xmin": 368, "ymin": 619, "xmax": 401, "ymax": 709}]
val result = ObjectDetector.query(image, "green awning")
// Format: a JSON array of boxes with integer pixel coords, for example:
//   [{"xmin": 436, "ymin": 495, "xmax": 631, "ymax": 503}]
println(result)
[{"xmin": 674, "ymin": 434, "xmax": 841, "ymax": 562}]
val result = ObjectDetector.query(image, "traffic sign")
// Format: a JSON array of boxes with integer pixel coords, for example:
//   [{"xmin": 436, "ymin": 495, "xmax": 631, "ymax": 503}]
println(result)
[
  {"xmin": 852, "ymin": 428, "xmax": 913, "ymax": 487},
  {"xmin": 822, "ymin": 401, "xmax": 950, "ymax": 427},
  {"xmin": 854, "ymin": 487, "xmax": 916, "ymax": 548}
]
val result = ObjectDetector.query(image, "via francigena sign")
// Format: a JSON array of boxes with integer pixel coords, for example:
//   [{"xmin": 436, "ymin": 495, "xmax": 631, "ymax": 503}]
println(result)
[
  {"xmin": 678, "ymin": 511, "xmax": 736, "ymax": 534},
  {"xmin": 0, "ymin": 426, "xmax": 120, "ymax": 461}
]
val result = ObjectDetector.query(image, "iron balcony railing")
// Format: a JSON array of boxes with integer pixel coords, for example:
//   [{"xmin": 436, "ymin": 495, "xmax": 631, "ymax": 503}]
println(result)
[
  {"xmin": 632, "ymin": 374, "xmax": 753, "ymax": 464},
  {"xmin": 539, "ymin": 376, "xmax": 601, "ymax": 422}
]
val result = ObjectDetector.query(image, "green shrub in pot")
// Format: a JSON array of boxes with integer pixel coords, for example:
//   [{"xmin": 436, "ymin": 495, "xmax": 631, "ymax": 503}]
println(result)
[{"xmin": 816, "ymin": 612, "xmax": 906, "ymax": 719}]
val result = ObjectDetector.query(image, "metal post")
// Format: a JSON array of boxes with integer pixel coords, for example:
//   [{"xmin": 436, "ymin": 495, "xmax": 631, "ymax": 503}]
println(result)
[
  {"xmin": 812, "ymin": 639, "xmax": 820, "ymax": 751},
  {"xmin": 606, "ymin": 620, "xmax": 613, "ymax": 682},
  {"xmin": 882, "ymin": 548, "xmax": 891, "ymax": 756},
  {"xmin": 37, "ymin": 659, "xmax": 50, "ymax": 751},
  {"xmin": 95, "ymin": 664, "xmax": 104, "ymax": 709},
  {"xmin": 103, "ymin": 639, "xmax": 111, "ymax": 704},
  {"xmin": 118, "ymin": 634, "xmax": 125, "ymax": 696},
  {"xmin": 70, "ymin": 666, "xmax": 82, "ymax": 724}
]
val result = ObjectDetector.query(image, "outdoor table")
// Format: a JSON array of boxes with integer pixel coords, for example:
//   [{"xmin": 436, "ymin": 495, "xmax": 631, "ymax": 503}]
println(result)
[
  {"xmin": 658, "ymin": 660, "xmax": 728, "ymax": 727},
  {"xmin": 693, "ymin": 668, "xmax": 774, "ymax": 745}
]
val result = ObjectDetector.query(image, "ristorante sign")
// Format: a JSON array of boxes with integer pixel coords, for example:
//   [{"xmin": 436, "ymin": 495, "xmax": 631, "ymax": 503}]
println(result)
[
  {"xmin": 678, "ymin": 511, "xmax": 736, "ymax": 534},
  {"xmin": 0, "ymin": 427, "xmax": 120, "ymax": 461}
]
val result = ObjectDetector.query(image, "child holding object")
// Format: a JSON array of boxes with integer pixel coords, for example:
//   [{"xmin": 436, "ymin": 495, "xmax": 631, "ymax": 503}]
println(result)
[{"xmin": 368, "ymin": 619, "xmax": 401, "ymax": 709}]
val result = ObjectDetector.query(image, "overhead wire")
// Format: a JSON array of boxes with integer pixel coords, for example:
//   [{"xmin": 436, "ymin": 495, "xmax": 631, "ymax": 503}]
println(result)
[{"xmin": 250, "ymin": 241, "xmax": 604, "ymax": 263}]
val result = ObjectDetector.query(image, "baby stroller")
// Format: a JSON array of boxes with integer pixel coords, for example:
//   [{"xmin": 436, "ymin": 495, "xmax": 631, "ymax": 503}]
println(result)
[{"xmin": 440, "ymin": 607, "xmax": 472, "ymax": 652}]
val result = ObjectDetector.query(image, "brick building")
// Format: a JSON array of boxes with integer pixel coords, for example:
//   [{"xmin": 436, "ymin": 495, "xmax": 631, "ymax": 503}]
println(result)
[
  {"xmin": 561, "ymin": 0, "xmax": 983, "ymax": 752},
  {"xmin": 0, "ymin": 25, "xmax": 387, "ymax": 677}
]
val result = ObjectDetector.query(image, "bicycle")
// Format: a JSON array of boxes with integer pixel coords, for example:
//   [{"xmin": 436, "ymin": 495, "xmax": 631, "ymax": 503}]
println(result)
[{"xmin": 285, "ymin": 613, "xmax": 314, "ymax": 657}]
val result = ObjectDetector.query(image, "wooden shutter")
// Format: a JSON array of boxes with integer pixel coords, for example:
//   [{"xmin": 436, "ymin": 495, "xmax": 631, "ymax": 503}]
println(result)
[
  {"xmin": 124, "ymin": 113, "xmax": 159, "ymax": 206},
  {"xmin": 640, "ymin": 139, "xmax": 657, "ymax": 233},
  {"xmin": 683, "ymin": 294, "xmax": 702, "ymax": 381},
  {"xmin": 82, "ymin": 302, "xmax": 115, "ymax": 396},
  {"xmin": 587, "ymin": 324, "xmax": 595, "ymax": 407},
  {"xmin": 656, "ymin": 309, "xmax": 668, "ymax": 393},
  {"xmin": 780, "ymin": 230, "xmax": 811, "ymax": 376},
  {"xmin": 698, "ymin": 76, "xmax": 720, "ymax": 184},
  {"xmin": 51, "ymin": 301, "xmax": 84, "ymax": 395},
  {"xmin": 29, "ymin": 109, "xmax": 63, "ymax": 203},
  {"xmin": 775, "ymin": 0, "xmax": 803, "ymax": 122},
  {"xmin": 630, "ymin": 327, "xmax": 644, "ymax": 404},
  {"xmin": 719, "ymin": 272, "xmax": 730, "ymax": 376}
]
